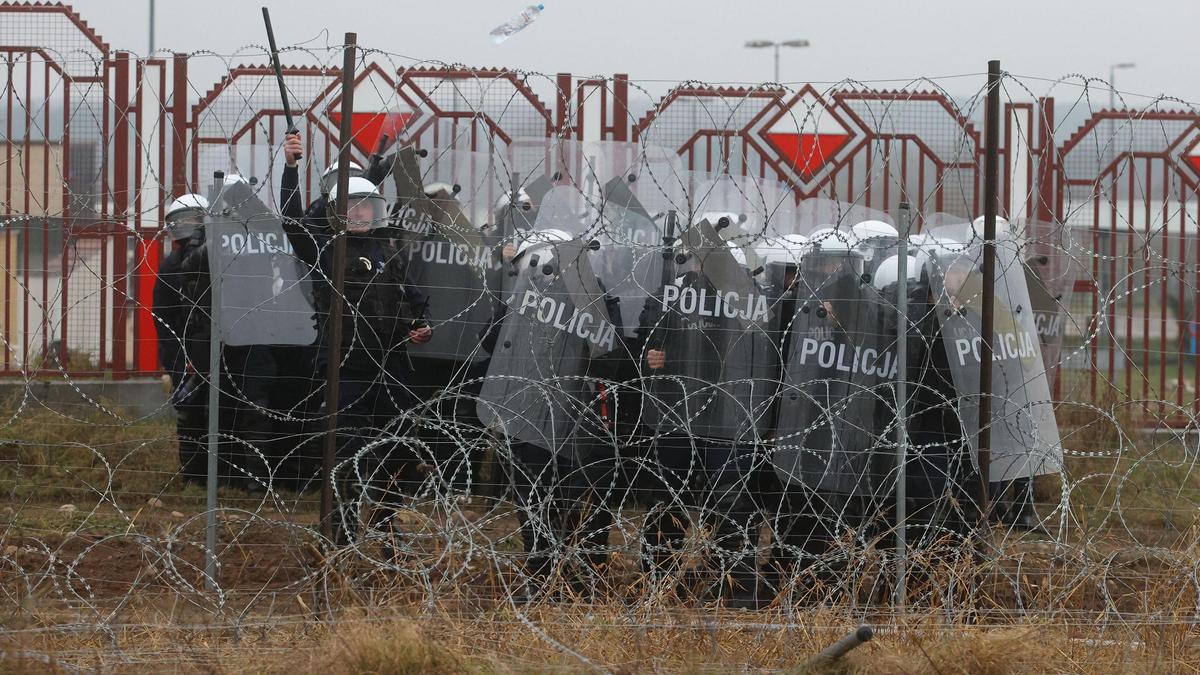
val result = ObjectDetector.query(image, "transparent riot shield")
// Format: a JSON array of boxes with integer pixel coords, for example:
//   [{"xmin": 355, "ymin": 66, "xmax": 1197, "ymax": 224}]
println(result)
[
  {"xmin": 641, "ymin": 214, "xmax": 779, "ymax": 443},
  {"xmin": 590, "ymin": 143, "xmax": 686, "ymax": 338},
  {"xmin": 417, "ymin": 145, "xmax": 511, "ymax": 228},
  {"xmin": 790, "ymin": 197, "xmax": 896, "ymax": 276},
  {"xmin": 797, "ymin": 198, "xmax": 895, "ymax": 233},
  {"xmin": 507, "ymin": 136, "xmax": 560, "ymax": 207},
  {"xmin": 399, "ymin": 148, "xmax": 505, "ymax": 362},
  {"xmin": 772, "ymin": 247, "xmax": 888, "ymax": 497},
  {"xmin": 1019, "ymin": 218, "xmax": 1080, "ymax": 389},
  {"xmin": 686, "ymin": 173, "xmax": 799, "ymax": 270},
  {"xmin": 210, "ymin": 181, "xmax": 317, "ymax": 346},
  {"xmin": 925, "ymin": 222, "xmax": 1064, "ymax": 482},
  {"xmin": 476, "ymin": 232, "xmax": 619, "ymax": 455},
  {"xmin": 522, "ymin": 184, "xmax": 592, "ymax": 239}
]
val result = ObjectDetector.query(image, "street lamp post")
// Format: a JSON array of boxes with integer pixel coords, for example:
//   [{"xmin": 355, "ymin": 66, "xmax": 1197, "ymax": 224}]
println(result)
[
  {"xmin": 1109, "ymin": 62, "xmax": 1135, "ymax": 110},
  {"xmin": 745, "ymin": 39, "xmax": 810, "ymax": 83}
]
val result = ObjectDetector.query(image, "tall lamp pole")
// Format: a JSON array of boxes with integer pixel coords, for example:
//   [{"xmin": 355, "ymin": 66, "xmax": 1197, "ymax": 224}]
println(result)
[
  {"xmin": 1109, "ymin": 62, "xmax": 1135, "ymax": 110},
  {"xmin": 745, "ymin": 39, "xmax": 810, "ymax": 83}
]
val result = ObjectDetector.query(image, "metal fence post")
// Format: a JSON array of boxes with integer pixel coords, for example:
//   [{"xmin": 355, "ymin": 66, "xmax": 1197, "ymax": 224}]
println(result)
[
  {"xmin": 979, "ymin": 59, "xmax": 1002, "ymax": 524},
  {"xmin": 320, "ymin": 32, "xmax": 358, "ymax": 543},
  {"xmin": 203, "ymin": 183, "xmax": 223, "ymax": 593}
]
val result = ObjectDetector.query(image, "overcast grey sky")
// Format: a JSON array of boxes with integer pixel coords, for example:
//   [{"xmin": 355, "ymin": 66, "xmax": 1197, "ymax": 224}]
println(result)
[{"xmin": 62, "ymin": 0, "xmax": 1200, "ymax": 108}]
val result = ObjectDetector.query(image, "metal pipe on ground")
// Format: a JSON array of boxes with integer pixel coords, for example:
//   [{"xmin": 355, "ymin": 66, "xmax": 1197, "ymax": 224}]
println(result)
[{"xmin": 794, "ymin": 625, "xmax": 874, "ymax": 672}]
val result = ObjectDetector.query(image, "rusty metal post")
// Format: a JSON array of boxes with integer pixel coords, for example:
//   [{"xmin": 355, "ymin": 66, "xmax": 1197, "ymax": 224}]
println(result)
[
  {"xmin": 112, "ymin": 52, "xmax": 131, "ymax": 373},
  {"xmin": 612, "ymin": 74, "xmax": 629, "ymax": 142},
  {"xmin": 320, "ymin": 32, "xmax": 357, "ymax": 543},
  {"xmin": 204, "ymin": 170, "xmax": 224, "ymax": 592},
  {"xmin": 978, "ymin": 59, "xmax": 1002, "ymax": 524},
  {"xmin": 171, "ymin": 53, "xmax": 189, "ymax": 197},
  {"xmin": 555, "ymin": 73, "xmax": 573, "ymax": 135}
]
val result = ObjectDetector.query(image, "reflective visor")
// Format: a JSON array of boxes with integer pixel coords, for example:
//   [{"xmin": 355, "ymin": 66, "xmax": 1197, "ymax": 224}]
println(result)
[
  {"xmin": 166, "ymin": 209, "xmax": 205, "ymax": 241},
  {"xmin": 342, "ymin": 194, "xmax": 387, "ymax": 233}
]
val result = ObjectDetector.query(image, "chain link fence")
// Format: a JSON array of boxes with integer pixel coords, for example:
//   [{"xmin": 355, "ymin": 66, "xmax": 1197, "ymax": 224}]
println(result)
[{"xmin": 1, "ymin": 3, "xmax": 1199, "ymax": 672}]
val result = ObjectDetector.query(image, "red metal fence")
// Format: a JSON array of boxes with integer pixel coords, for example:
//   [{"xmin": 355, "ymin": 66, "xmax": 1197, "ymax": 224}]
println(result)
[{"xmin": 0, "ymin": 3, "xmax": 1196, "ymax": 416}]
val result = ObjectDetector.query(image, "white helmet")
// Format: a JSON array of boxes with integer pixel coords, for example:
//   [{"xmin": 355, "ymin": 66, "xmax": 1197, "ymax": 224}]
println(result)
[
  {"xmin": 851, "ymin": 219, "xmax": 898, "ymax": 242},
  {"xmin": 872, "ymin": 254, "xmax": 922, "ymax": 290},
  {"xmin": 328, "ymin": 175, "xmax": 379, "ymax": 202},
  {"xmin": 320, "ymin": 160, "xmax": 365, "ymax": 195},
  {"xmin": 755, "ymin": 235, "xmax": 809, "ymax": 267},
  {"xmin": 495, "ymin": 187, "xmax": 532, "ymax": 211},
  {"xmin": 165, "ymin": 193, "xmax": 209, "ymax": 241},
  {"xmin": 906, "ymin": 232, "xmax": 937, "ymax": 249},
  {"xmin": 423, "ymin": 182, "xmax": 459, "ymax": 199},
  {"xmin": 808, "ymin": 227, "xmax": 856, "ymax": 252},
  {"xmin": 329, "ymin": 177, "xmax": 386, "ymax": 233},
  {"xmin": 515, "ymin": 228, "xmax": 576, "ymax": 268},
  {"xmin": 969, "ymin": 215, "xmax": 1019, "ymax": 241},
  {"xmin": 165, "ymin": 193, "xmax": 209, "ymax": 220}
]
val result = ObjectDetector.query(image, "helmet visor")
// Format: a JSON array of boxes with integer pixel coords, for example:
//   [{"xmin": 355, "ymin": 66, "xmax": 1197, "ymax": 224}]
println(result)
[
  {"xmin": 166, "ymin": 209, "xmax": 205, "ymax": 241},
  {"xmin": 342, "ymin": 194, "xmax": 387, "ymax": 233}
]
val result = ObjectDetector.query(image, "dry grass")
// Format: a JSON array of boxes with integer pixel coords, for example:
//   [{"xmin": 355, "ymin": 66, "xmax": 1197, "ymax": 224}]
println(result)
[
  {"xmin": 0, "ymin": 396, "xmax": 179, "ymax": 503},
  {"xmin": 285, "ymin": 617, "xmax": 468, "ymax": 675},
  {"xmin": 2, "ymin": 607, "xmax": 1194, "ymax": 674},
  {"xmin": 2, "ymin": 398, "xmax": 1200, "ymax": 672}
]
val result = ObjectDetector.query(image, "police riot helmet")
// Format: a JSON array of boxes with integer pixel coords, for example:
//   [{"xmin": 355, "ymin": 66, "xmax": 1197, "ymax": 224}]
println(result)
[
  {"xmin": 872, "ymin": 254, "xmax": 922, "ymax": 290},
  {"xmin": 514, "ymin": 227, "xmax": 575, "ymax": 264},
  {"xmin": 165, "ymin": 193, "xmax": 209, "ymax": 241},
  {"xmin": 329, "ymin": 176, "xmax": 387, "ymax": 233},
  {"xmin": 320, "ymin": 159, "xmax": 365, "ymax": 196}
]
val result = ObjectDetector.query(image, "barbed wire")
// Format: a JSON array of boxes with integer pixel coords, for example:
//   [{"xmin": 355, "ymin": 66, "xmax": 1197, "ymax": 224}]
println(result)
[{"xmin": 2, "ymin": 7, "xmax": 1200, "ymax": 672}]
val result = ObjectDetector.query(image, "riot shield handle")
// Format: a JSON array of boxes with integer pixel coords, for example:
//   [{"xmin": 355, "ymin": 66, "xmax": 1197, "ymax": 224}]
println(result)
[
  {"xmin": 364, "ymin": 133, "xmax": 392, "ymax": 185},
  {"xmin": 262, "ymin": 7, "xmax": 301, "ymax": 160}
]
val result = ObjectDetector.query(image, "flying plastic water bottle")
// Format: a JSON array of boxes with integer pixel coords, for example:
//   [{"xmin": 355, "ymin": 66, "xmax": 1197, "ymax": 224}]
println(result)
[{"xmin": 490, "ymin": 4, "xmax": 545, "ymax": 44}]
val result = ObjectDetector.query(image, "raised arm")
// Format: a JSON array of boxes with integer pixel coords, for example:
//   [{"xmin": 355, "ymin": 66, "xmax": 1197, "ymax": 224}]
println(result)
[{"xmin": 278, "ymin": 131, "xmax": 324, "ymax": 268}]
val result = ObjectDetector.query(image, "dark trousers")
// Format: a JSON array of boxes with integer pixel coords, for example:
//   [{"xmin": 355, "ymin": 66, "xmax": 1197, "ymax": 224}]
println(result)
[
  {"xmin": 220, "ymin": 345, "xmax": 276, "ymax": 485},
  {"xmin": 172, "ymin": 374, "xmax": 208, "ymax": 484},
  {"xmin": 756, "ymin": 481, "xmax": 854, "ymax": 594},
  {"xmin": 173, "ymin": 345, "xmax": 276, "ymax": 487},
  {"xmin": 507, "ymin": 441, "xmax": 618, "ymax": 592},
  {"xmin": 330, "ymin": 366, "xmax": 423, "ymax": 544},
  {"xmin": 638, "ymin": 434, "xmax": 761, "ymax": 600},
  {"xmin": 265, "ymin": 344, "xmax": 322, "ymax": 489},
  {"xmin": 406, "ymin": 357, "xmax": 489, "ymax": 494}
]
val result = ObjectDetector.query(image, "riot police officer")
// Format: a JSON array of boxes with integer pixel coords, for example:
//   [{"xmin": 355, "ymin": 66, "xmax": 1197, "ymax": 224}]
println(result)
[
  {"xmin": 154, "ymin": 194, "xmax": 210, "ymax": 485},
  {"xmin": 174, "ymin": 176, "xmax": 279, "ymax": 491},
  {"xmin": 638, "ymin": 216, "xmax": 778, "ymax": 608},
  {"xmin": 280, "ymin": 133, "xmax": 431, "ymax": 544},
  {"xmin": 476, "ymin": 183, "xmax": 631, "ymax": 599}
]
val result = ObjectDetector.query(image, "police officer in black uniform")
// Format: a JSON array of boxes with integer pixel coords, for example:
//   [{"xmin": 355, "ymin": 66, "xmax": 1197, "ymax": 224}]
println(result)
[
  {"xmin": 154, "ymin": 193, "xmax": 211, "ymax": 486},
  {"xmin": 637, "ymin": 219, "xmax": 777, "ymax": 608},
  {"xmin": 174, "ymin": 176, "xmax": 279, "ymax": 491},
  {"xmin": 280, "ymin": 132, "xmax": 431, "ymax": 544}
]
